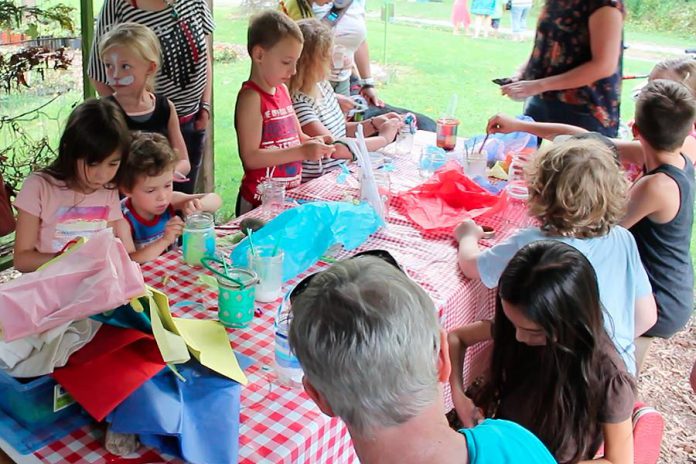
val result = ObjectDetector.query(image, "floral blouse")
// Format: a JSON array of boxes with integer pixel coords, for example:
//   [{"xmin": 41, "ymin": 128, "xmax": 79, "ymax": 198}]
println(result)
[{"xmin": 523, "ymin": 0, "xmax": 624, "ymax": 131}]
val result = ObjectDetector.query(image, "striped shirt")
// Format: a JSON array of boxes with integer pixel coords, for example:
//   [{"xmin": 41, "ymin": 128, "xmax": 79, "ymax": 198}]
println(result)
[
  {"xmin": 292, "ymin": 80, "xmax": 347, "ymax": 181},
  {"xmin": 88, "ymin": 0, "xmax": 214, "ymax": 118}
]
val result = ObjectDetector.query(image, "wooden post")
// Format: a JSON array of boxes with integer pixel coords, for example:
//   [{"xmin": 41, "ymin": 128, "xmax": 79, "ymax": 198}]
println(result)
[
  {"xmin": 80, "ymin": 0, "xmax": 96, "ymax": 99},
  {"xmin": 196, "ymin": 0, "xmax": 215, "ymax": 193}
]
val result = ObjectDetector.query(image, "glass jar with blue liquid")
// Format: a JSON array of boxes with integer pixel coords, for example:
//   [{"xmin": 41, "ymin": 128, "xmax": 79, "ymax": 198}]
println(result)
[{"xmin": 182, "ymin": 212, "xmax": 216, "ymax": 267}]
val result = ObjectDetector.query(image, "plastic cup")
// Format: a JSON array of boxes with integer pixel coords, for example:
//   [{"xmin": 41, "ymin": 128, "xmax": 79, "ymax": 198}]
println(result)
[
  {"xmin": 436, "ymin": 118, "xmax": 460, "ymax": 151},
  {"xmin": 275, "ymin": 293, "xmax": 303, "ymax": 388},
  {"xmin": 217, "ymin": 269, "xmax": 258, "ymax": 328},
  {"xmin": 248, "ymin": 246, "xmax": 284, "ymax": 303},
  {"xmin": 466, "ymin": 151, "xmax": 487, "ymax": 178},
  {"xmin": 419, "ymin": 145, "xmax": 448, "ymax": 179}
]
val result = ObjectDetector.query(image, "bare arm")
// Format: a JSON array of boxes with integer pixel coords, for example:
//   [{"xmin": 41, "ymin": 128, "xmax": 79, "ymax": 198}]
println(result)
[
  {"xmin": 620, "ymin": 177, "xmax": 662, "ymax": 230},
  {"xmin": 502, "ymin": 7, "xmax": 623, "ymax": 98},
  {"xmin": 128, "ymin": 216, "xmax": 184, "ymax": 264},
  {"xmin": 110, "ymin": 218, "xmax": 136, "ymax": 254},
  {"xmin": 455, "ymin": 221, "xmax": 484, "ymax": 279},
  {"xmin": 167, "ymin": 100, "xmax": 191, "ymax": 176},
  {"xmin": 13, "ymin": 209, "xmax": 56, "ymax": 272},
  {"xmin": 634, "ymin": 293, "xmax": 657, "ymax": 338},
  {"xmin": 171, "ymin": 192, "xmax": 222, "ymax": 216},
  {"xmin": 579, "ymin": 419, "xmax": 633, "ymax": 464},
  {"xmin": 235, "ymin": 89, "xmax": 333, "ymax": 170},
  {"xmin": 487, "ymin": 113, "xmax": 589, "ymax": 140},
  {"xmin": 90, "ymin": 77, "xmax": 114, "ymax": 97},
  {"xmin": 354, "ymin": 40, "xmax": 383, "ymax": 106}
]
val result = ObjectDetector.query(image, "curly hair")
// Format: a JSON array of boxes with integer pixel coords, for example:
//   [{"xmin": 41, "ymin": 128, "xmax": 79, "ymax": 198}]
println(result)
[
  {"xmin": 119, "ymin": 132, "xmax": 177, "ymax": 191},
  {"xmin": 525, "ymin": 138, "xmax": 628, "ymax": 238},
  {"xmin": 288, "ymin": 19, "xmax": 333, "ymax": 95}
]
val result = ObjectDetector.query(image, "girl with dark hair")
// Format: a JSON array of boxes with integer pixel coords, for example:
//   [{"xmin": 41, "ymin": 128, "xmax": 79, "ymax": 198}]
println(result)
[
  {"xmin": 13, "ymin": 98, "xmax": 136, "ymax": 272},
  {"xmin": 449, "ymin": 240, "xmax": 636, "ymax": 464}
]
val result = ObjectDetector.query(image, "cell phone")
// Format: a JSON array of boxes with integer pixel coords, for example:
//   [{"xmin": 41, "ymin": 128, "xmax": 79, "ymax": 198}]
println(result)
[{"xmin": 492, "ymin": 77, "xmax": 514, "ymax": 86}]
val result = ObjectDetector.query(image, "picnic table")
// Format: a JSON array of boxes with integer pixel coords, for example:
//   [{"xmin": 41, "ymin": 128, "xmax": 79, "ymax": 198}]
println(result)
[{"xmin": 3, "ymin": 131, "xmax": 529, "ymax": 464}]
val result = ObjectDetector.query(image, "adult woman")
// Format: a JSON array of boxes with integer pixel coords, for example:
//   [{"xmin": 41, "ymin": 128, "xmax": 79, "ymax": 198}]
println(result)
[
  {"xmin": 449, "ymin": 240, "xmax": 636, "ymax": 463},
  {"xmin": 501, "ymin": 0, "xmax": 624, "ymax": 137},
  {"xmin": 88, "ymin": 0, "xmax": 214, "ymax": 194}
]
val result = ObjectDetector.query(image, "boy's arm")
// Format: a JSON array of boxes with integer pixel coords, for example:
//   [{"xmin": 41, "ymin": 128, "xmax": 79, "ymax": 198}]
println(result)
[
  {"xmin": 455, "ymin": 221, "xmax": 484, "ymax": 279},
  {"xmin": 13, "ymin": 209, "xmax": 57, "ymax": 272},
  {"xmin": 620, "ymin": 176, "xmax": 666, "ymax": 229},
  {"xmin": 128, "ymin": 216, "xmax": 184, "ymax": 264},
  {"xmin": 171, "ymin": 192, "xmax": 222, "ymax": 217},
  {"xmin": 487, "ymin": 113, "xmax": 588, "ymax": 140},
  {"xmin": 235, "ymin": 89, "xmax": 333, "ymax": 169},
  {"xmin": 167, "ymin": 100, "xmax": 191, "ymax": 176}
]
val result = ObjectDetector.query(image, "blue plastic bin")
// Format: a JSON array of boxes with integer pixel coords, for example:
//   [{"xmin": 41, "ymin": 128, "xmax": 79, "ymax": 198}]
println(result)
[{"xmin": 0, "ymin": 369, "xmax": 79, "ymax": 429}]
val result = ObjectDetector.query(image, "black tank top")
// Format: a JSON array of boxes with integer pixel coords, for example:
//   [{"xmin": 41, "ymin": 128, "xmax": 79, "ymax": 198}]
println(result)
[
  {"xmin": 629, "ymin": 154, "xmax": 695, "ymax": 338},
  {"xmin": 108, "ymin": 93, "xmax": 171, "ymax": 137}
]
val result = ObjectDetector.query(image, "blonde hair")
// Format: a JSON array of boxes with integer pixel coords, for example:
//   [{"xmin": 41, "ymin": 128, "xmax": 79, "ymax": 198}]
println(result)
[
  {"xmin": 99, "ymin": 22, "xmax": 161, "ymax": 92},
  {"xmin": 652, "ymin": 58, "xmax": 696, "ymax": 98},
  {"xmin": 525, "ymin": 138, "xmax": 628, "ymax": 238},
  {"xmin": 288, "ymin": 19, "xmax": 333, "ymax": 95}
]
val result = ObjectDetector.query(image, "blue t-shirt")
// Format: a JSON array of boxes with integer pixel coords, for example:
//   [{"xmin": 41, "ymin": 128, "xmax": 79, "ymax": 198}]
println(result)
[
  {"xmin": 477, "ymin": 226, "xmax": 652, "ymax": 375},
  {"xmin": 122, "ymin": 198, "xmax": 175, "ymax": 249},
  {"xmin": 459, "ymin": 419, "xmax": 555, "ymax": 463}
]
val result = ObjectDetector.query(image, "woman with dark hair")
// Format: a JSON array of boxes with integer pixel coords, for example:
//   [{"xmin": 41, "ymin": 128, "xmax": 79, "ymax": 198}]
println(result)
[{"xmin": 448, "ymin": 240, "xmax": 637, "ymax": 463}]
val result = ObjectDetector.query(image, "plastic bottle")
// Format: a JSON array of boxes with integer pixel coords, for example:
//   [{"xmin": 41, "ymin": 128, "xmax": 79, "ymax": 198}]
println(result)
[{"xmin": 274, "ymin": 294, "xmax": 303, "ymax": 388}]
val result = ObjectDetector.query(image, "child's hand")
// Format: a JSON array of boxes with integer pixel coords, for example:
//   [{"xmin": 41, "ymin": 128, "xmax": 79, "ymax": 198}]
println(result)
[
  {"xmin": 182, "ymin": 198, "xmax": 203, "ymax": 217},
  {"xmin": 486, "ymin": 113, "xmax": 520, "ymax": 134},
  {"xmin": 454, "ymin": 220, "xmax": 485, "ymax": 242},
  {"xmin": 372, "ymin": 113, "xmax": 401, "ymax": 130},
  {"xmin": 302, "ymin": 140, "xmax": 336, "ymax": 161},
  {"xmin": 336, "ymin": 94, "xmax": 357, "ymax": 115},
  {"xmin": 313, "ymin": 134, "xmax": 335, "ymax": 145},
  {"xmin": 452, "ymin": 387, "xmax": 483, "ymax": 429},
  {"xmin": 162, "ymin": 216, "xmax": 185, "ymax": 245},
  {"xmin": 378, "ymin": 119, "xmax": 401, "ymax": 144}
]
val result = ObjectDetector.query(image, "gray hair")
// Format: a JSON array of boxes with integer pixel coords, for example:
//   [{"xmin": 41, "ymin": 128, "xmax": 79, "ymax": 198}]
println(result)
[{"xmin": 288, "ymin": 256, "xmax": 441, "ymax": 436}]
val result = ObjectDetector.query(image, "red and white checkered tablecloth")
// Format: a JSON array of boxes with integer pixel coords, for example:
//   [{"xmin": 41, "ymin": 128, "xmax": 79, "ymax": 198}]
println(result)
[{"xmin": 30, "ymin": 131, "xmax": 528, "ymax": 464}]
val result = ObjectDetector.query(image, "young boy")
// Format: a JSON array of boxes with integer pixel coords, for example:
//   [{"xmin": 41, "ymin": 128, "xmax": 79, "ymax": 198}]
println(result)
[
  {"xmin": 485, "ymin": 80, "xmax": 696, "ymax": 371},
  {"xmin": 455, "ymin": 138, "xmax": 657, "ymax": 375},
  {"xmin": 289, "ymin": 255, "xmax": 556, "ymax": 464},
  {"xmin": 235, "ymin": 10, "xmax": 335, "ymax": 216},
  {"xmin": 120, "ymin": 132, "xmax": 222, "ymax": 263}
]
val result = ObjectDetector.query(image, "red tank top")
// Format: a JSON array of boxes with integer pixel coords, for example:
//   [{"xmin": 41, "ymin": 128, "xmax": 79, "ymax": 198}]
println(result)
[{"xmin": 239, "ymin": 81, "xmax": 302, "ymax": 206}]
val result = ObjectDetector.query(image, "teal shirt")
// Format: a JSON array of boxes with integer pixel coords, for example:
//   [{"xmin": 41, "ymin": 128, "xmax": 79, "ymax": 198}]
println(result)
[{"xmin": 459, "ymin": 419, "xmax": 555, "ymax": 463}]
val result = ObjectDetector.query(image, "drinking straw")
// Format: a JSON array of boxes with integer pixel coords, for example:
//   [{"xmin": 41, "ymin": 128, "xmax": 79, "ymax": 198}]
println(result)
[
  {"xmin": 478, "ymin": 133, "xmax": 490, "ymax": 154},
  {"xmin": 219, "ymin": 252, "xmax": 230, "ymax": 276},
  {"xmin": 272, "ymin": 234, "xmax": 282, "ymax": 257},
  {"xmin": 247, "ymin": 228, "xmax": 257, "ymax": 256},
  {"xmin": 445, "ymin": 94, "xmax": 458, "ymax": 119}
]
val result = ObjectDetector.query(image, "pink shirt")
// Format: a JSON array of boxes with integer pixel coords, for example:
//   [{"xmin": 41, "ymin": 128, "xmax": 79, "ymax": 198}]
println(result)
[{"xmin": 14, "ymin": 173, "xmax": 122, "ymax": 253}]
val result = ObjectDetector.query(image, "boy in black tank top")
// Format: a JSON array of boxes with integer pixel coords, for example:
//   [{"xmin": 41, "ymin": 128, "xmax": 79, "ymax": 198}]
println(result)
[{"xmin": 618, "ymin": 80, "xmax": 696, "ymax": 372}]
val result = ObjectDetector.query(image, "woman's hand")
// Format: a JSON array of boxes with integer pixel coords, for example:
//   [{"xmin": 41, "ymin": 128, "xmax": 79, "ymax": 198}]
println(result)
[
  {"xmin": 194, "ymin": 107, "xmax": 210, "ymax": 131},
  {"xmin": 501, "ymin": 79, "xmax": 545, "ymax": 101}
]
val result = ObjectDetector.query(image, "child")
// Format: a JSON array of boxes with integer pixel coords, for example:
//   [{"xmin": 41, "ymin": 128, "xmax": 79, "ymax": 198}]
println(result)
[
  {"xmin": 621, "ymin": 80, "xmax": 696, "ymax": 370},
  {"xmin": 120, "ymin": 132, "xmax": 222, "ymax": 264},
  {"xmin": 451, "ymin": 0, "xmax": 471, "ymax": 35},
  {"xmin": 289, "ymin": 19, "xmax": 401, "ymax": 181},
  {"xmin": 99, "ymin": 22, "xmax": 191, "ymax": 183},
  {"xmin": 13, "ymin": 99, "xmax": 135, "ymax": 273},
  {"xmin": 455, "ymin": 138, "xmax": 657, "ymax": 375},
  {"xmin": 449, "ymin": 241, "xmax": 637, "ymax": 463},
  {"xmin": 235, "ymin": 10, "xmax": 335, "ymax": 215}
]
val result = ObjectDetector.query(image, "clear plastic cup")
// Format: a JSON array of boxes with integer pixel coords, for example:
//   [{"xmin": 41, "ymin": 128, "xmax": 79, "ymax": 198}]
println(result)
[
  {"xmin": 248, "ymin": 245, "xmax": 284, "ymax": 303},
  {"xmin": 419, "ymin": 145, "xmax": 448, "ymax": 178},
  {"xmin": 275, "ymin": 293, "xmax": 303, "ymax": 388}
]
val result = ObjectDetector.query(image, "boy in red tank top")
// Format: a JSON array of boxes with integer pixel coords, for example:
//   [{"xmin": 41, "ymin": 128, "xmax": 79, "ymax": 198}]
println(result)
[{"xmin": 235, "ymin": 10, "xmax": 335, "ymax": 215}]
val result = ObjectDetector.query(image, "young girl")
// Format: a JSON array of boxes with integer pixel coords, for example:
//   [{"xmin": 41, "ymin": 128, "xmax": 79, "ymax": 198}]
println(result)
[
  {"xmin": 289, "ymin": 19, "xmax": 401, "ymax": 181},
  {"xmin": 449, "ymin": 240, "xmax": 637, "ymax": 463},
  {"xmin": 13, "ymin": 99, "xmax": 136, "ymax": 272},
  {"xmin": 99, "ymin": 22, "xmax": 191, "ymax": 182},
  {"xmin": 455, "ymin": 138, "xmax": 657, "ymax": 375}
]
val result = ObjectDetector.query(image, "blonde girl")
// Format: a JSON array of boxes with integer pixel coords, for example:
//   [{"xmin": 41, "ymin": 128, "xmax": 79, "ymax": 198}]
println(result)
[
  {"xmin": 289, "ymin": 18, "xmax": 402, "ymax": 181},
  {"xmin": 99, "ymin": 22, "xmax": 191, "ymax": 181}
]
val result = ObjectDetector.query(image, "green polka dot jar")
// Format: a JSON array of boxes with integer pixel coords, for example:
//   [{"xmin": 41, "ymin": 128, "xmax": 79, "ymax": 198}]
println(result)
[{"xmin": 217, "ymin": 269, "xmax": 258, "ymax": 328}]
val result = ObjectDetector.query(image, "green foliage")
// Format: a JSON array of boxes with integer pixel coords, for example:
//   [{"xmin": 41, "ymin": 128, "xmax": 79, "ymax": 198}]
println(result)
[
  {"xmin": 624, "ymin": 0, "xmax": 696, "ymax": 36},
  {"xmin": 0, "ymin": 1, "xmax": 75, "ymax": 38}
]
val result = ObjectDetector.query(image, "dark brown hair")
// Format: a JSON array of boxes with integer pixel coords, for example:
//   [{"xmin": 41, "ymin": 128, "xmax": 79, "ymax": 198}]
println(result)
[
  {"xmin": 120, "ymin": 132, "xmax": 177, "ymax": 191},
  {"xmin": 247, "ymin": 9, "xmax": 303, "ymax": 56},
  {"xmin": 635, "ymin": 79, "xmax": 696, "ymax": 151},
  {"xmin": 478, "ymin": 241, "xmax": 635, "ymax": 463},
  {"xmin": 41, "ymin": 98, "xmax": 131, "ymax": 189}
]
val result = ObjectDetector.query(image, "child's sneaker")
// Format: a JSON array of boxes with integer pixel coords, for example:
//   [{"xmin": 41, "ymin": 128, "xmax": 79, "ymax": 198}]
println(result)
[{"xmin": 632, "ymin": 402, "xmax": 664, "ymax": 464}]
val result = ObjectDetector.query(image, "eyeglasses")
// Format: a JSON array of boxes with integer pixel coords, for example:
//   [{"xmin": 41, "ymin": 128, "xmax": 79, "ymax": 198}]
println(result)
[{"xmin": 289, "ymin": 249, "xmax": 403, "ymax": 303}]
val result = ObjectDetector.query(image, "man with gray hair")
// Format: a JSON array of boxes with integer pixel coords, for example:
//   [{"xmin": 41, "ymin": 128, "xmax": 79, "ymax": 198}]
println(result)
[{"xmin": 289, "ymin": 254, "xmax": 555, "ymax": 463}]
